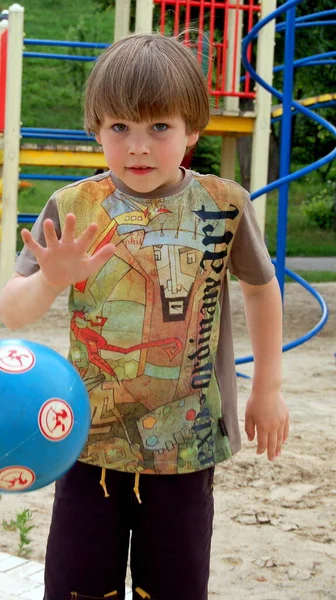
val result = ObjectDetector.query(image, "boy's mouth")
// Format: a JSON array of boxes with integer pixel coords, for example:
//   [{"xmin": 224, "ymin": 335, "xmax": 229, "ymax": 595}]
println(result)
[{"xmin": 127, "ymin": 166, "xmax": 155, "ymax": 175}]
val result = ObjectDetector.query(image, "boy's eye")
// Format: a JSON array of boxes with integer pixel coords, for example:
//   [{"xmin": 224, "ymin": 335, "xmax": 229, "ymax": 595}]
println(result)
[
  {"xmin": 153, "ymin": 123, "xmax": 168, "ymax": 132},
  {"xmin": 112, "ymin": 124, "xmax": 127, "ymax": 132}
]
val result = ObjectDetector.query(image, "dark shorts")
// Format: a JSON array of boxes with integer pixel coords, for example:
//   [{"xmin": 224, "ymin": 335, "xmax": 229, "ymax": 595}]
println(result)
[{"xmin": 44, "ymin": 461, "xmax": 214, "ymax": 600}]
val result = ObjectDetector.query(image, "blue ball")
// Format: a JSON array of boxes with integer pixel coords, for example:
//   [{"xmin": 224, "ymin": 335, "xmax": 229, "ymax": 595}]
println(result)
[{"xmin": 0, "ymin": 339, "xmax": 90, "ymax": 493}]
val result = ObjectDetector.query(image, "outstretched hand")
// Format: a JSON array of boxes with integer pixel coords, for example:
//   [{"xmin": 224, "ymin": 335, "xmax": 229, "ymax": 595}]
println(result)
[{"xmin": 21, "ymin": 213, "xmax": 115, "ymax": 290}]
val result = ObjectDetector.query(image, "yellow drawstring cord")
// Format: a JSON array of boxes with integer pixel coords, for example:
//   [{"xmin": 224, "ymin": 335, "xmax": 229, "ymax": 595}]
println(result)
[
  {"xmin": 100, "ymin": 467, "xmax": 141, "ymax": 504},
  {"xmin": 100, "ymin": 467, "xmax": 110, "ymax": 498},
  {"xmin": 133, "ymin": 472, "xmax": 142, "ymax": 504},
  {"xmin": 135, "ymin": 587, "xmax": 151, "ymax": 598},
  {"xmin": 71, "ymin": 590, "xmax": 117, "ymax": 598}
]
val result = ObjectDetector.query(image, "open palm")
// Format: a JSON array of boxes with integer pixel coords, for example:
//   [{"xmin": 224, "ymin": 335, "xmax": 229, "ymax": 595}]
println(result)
[{"xmin": 21, "ymin": 213, "xmax": 115, "ymax": 289}]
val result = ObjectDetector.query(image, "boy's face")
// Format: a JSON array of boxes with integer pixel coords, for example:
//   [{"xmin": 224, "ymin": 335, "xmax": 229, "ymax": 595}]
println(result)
[{"xmin": 95, "ymin": 116, "xmax": 199, "ymax": 193}]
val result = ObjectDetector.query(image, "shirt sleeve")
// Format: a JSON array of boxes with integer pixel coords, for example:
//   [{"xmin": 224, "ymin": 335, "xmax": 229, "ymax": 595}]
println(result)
[
  {"xmin": 15, "ymin": 195, "xmax": 61, "ymax": 277},
  {"xmin": 227, "ymin": 195, "xmax": 275, "ymax": 285}
]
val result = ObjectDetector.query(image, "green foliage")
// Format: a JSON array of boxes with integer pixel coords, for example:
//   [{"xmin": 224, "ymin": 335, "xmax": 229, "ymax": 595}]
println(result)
[
  {"xmin": 192, "ymin": 137, "xmax": 221, "ymax": 176},
  {"xmin": 65, "ymin": 17, "xmax": 104, "ymax": 101},
  {"xmin": 303, "ymin": 181, "xmax": 336, "ymax": 230},
  {"xmin": 2, "ymin": 509, "xmax": 35, "ymax": 557},
  {"xmin": 273, "ymin": 0, "xmax": 336, "ymax": 173},
  {"xmin": 4, "ymin": 0, "xmax": 335, "ymax": 264},
  {"xmin": 285, "ymin": 270, "xmax": 336, "ymax": 283},
  {"xmin": 265, "ymin": 173, "xmax": 336, "ymax": 256},
  {"xmin": 20, "ymin": 0, "xmax": 114, "ymax": 132}
]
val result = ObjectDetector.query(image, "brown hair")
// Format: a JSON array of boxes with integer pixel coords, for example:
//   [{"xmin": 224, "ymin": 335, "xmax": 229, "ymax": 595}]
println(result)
[{"xmin": 84, "ymin": 33, "xmax": 210, "ymax": 134}]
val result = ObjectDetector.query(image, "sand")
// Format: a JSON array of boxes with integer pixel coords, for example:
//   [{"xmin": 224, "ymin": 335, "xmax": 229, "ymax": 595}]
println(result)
[{"xmin": 0, "ymin": 282, "xmax": 335, "ymax": 599}]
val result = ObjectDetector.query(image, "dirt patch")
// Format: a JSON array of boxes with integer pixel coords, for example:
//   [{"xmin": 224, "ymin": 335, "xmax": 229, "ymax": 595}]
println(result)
[{"xmin": 1, "ymin": 283, "xmax": 335, "ymax": 599}]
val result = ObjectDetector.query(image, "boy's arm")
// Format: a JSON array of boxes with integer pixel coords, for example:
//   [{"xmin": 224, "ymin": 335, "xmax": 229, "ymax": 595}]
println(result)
[
  {"xmin": 0, "ymin": 272, "xmax": 64, "ymax": 330},
  {"xmin": 239, "ymin": 275, "xmax": 289, "ymax": 461}
]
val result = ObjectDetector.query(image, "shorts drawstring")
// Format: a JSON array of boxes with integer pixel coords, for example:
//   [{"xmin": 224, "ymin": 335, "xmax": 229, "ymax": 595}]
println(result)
[
  {"xmin": 71, "ymin": 593, "xmax": 118, "ymax": 599},
  {"xmin": 134, "ymin": 472, "xmax": 142, "ymax": 504},
  {"xmin": 100, "ymin": 467, "xmax": 110, "ymax": 498},
  {"xmin": 135, "ymin": 587, "xmax": 151, "ymax": 598},
  {"xmin": 99, "ymin": 467, "xmax": 142, "ymax": 504}
]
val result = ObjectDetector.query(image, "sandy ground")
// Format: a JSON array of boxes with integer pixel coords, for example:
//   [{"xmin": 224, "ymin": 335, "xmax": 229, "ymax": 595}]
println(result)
[{"xmin": 0, "ymin": 282, "xmax": 335, "ymax": 599}]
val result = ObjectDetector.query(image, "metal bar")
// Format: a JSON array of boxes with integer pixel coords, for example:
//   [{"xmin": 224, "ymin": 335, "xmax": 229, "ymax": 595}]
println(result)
[
  {"xmin": 207, "ymin": 0, "xmax": 215, "ymax": 92},
  {"xmin": 0, "ymin": 24, "xmax": 8, "ymax": 133},
  {"xmin": 185, "ymin": 0, "xmax": 191, "ymax": 41},
  {"xmin": 153, "ymin": 0, "xmax": 260, "ymax": 10},
  {"xmin": 19, "ymin": 174, "xmax": 82, "ymax": 181},
  {"xmin": 231, "ymin": 0, "xmax": 240, "ymax": 94},
  {"xmin": 174, "ymin": 0, "xmax": 180, "ymax": 36},
  {"xmin": 23, "ymin": 52, "xmax": 96, "ymax": 61},
  {"xmin": 21, "ymin": 133, "xmax": 95, "ymax": 141},
  {"xmin": 24, "ymin": 38, "xmax": 109, "ymax": 48},
  {"xmin": 197, "ymin": 0, "xmax": 205, "ymax": 59},
  {"xmin": 276, "ymin": 6, "xmax": 296, "ymax": 299},
  {"xmin": 21, "ymin": 127, "xmax": 90, "ymax": 134},
  {"xmin": 114, "ymin": 0, "xmax": 131, "ymax": 41},
  {"xmin": 0, "ymin": 4, "xmax": 24, "ymax": 290}
]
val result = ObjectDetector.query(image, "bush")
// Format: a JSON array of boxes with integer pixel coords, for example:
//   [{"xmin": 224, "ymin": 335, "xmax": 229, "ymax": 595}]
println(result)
[
  {"xmin": 191, "ymin": 136, "xmax": 221, "ymax": 176},
  {"xmin": 303, "ymin": 182, "xmax": 336, "ymax": 230}
]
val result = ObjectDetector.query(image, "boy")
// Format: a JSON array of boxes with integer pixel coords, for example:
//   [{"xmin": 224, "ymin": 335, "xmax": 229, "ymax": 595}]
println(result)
[{"xmin": 0, "ymin": 33, "xmax": 289, "ymax": 600}]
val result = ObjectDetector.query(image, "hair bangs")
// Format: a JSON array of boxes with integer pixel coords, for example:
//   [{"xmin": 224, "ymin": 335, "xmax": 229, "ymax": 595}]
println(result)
[{"xmin": 84, "ymin": 33, "xmax": 210, "ymax": 134}]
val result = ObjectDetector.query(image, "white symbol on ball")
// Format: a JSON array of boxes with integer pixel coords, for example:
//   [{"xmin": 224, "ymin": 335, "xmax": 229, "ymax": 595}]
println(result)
[
  {"xmin": 0, "ymin": 466, "xmax": 36, "ymax": 491},
  {"xmin": 0, "ymin": 347, "xmax": 35, "ymax": 373},
  {"xmin": 38, "ymin": 399, "xmax": 74, "ymax": 441}
]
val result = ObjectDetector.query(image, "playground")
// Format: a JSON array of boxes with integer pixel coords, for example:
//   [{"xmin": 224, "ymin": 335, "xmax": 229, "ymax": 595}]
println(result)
[
  {"xmin": 0, "ymin": 282, "xmax": 335, "ymax": 597},
  {"xmin": 0, "ymin": 0, "xmax": 335, "ymax": 597}
]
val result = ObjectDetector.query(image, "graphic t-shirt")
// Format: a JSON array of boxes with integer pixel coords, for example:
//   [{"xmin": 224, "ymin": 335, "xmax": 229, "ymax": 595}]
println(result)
[{"xmin": 15, "ymin": 168, "xmax": 274, "ymax": 474}]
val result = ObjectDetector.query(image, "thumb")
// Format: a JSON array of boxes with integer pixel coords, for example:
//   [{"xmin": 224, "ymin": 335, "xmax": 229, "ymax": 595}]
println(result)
[
  {"xmin": 245, "ymin": 413, "xmax": 255, "ymax": 441},
  {"xmin": 89, "ymin": 245, "xmax": 116, "ymax": 273}
]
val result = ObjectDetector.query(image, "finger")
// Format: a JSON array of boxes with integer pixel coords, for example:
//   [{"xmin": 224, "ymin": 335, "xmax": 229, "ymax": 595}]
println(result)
[
  {"xmin": 21, "ymin": 229, "xmax": 44, "ymax": 260},
  {"xmin": 267, "ymin": 432, "xmax": 278, "ymax": 461},
  {"xmin": 61, "ymin": 213, "xmax": 77, "ymax": 244},
  {"xmin": 43, "ymin": 219, "xmax": 59, "ymax": 248},
  {"xmin": 275, "ymin": 429, "xmax": 284, "ymax": 457},
  {"xmin": 76, "ymin": 223, "xmax": 99, "ymax": 253},
  {"xmin": 245, "ymin": 414, "xmax": 255, "ymax": 441},
  {"xmin": 256, "ymin": 430, "xmax": 268, "ymax": 455},
  {"xmin": 283, "ymin": 418, "xmax": 290, "ymax": 443},
  {"xmin": 87, "ymin": 245, "xmax": 116, "ymax": 274}
]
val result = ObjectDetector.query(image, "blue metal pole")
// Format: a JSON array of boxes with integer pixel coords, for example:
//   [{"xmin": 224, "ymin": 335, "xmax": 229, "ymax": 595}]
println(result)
[
  {"xmin": 276, "ymin": 6, "xmax": 297, "ymax": 299},
  {"xmin": 24, "ymin": 39, "xmax": 109, "ymax": 49},
  {"xmin": 23, "ymin": 52, "xmax": 96, "ymax": 62}
]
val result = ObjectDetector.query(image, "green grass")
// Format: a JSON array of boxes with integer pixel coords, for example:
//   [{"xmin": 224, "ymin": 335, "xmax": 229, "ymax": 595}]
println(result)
[
  {"xmin": 285, "ymin": 271, "xmax": 336, "ymax": 283},
  {"xmin": 4, "ymin": 0, "xmax": 335, "ymax": 262},
  {"xmin": 21, "ymin": 0, "xmax": 114, "ymax": 131},
  {"xmin": 12, "ymin": 0, "xmax": 113, "ymax": 251},
  {"xmin": 265, "ymin": 175, "xmax": 336, "ymax": 257}
]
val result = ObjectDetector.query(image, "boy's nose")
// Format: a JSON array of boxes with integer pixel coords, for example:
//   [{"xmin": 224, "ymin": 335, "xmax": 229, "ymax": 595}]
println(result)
[{"xmin": 128, "ymin": 137, "xmax": 150, "ymax": 155}]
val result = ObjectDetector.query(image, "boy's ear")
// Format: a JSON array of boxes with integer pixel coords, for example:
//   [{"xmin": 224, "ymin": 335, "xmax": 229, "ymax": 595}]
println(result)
[
  {"xmin": 95, "ymin": 132, "xmax": 102, "ymax": 145},
  {"xmin": 187, "ymin": 130, "xmax": 199, "ymax": 147}
]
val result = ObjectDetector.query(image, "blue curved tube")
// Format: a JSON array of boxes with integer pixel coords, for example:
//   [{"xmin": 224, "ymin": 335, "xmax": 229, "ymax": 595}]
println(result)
[
  {"xmin": 276, "ymin": 5, "xmax": 296, "ymax": 297},
  {"xmin": 235, "ymin": 268, "xmax": 329, "ymax": 365},
  {"xmin": 276, "ymin": 20, "xmax": 336, "ymax": 31},
  {"xmin": 23, "ymin": 52, "xmax": 95, "ymax": 62},
  {"xmin": 21, "ymin": 127, "xmax": 90, "ymax": 135},
  {"xmin": 19, "ymin": 174, "xmax": 83, "ymax": 182},
  {"xmin": 21, "ymin": 133, "xmax": 95, "ymax": 141},
  {"xmin": 25, "ymin": 39, "xmax": 109, "ymax": 49},
  {"xmin": 271, "ymin": 101, "xmax": 336, "ymax": 124},
  {"xmin": 235, "ymin": 0, "xmax": 333, "ymax": 366},
  {"xmin": 294, "ymin": 9, "xmax": 336, "ymax": 22},
  {"xmin": 17, "ymin": 2, "xmax": 332, "ymax": 366}
]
